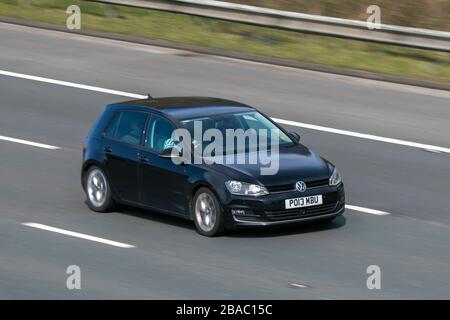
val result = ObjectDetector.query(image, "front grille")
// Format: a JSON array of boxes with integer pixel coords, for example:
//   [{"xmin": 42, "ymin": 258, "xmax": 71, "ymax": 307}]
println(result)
[
  {"xmin": 306, "ymin": 179, "xmax": 329, "ymax": 188},
  {"xmin": 266, "ymin": 179, "xmax": 329, "ymax": 193},
  {"xmin": 265, "ymin": 202, "xmax": 338, "ymax": 221},
  {"xmin": 266, "ymin": 184, "xmax": 294, "ymax": 193}
]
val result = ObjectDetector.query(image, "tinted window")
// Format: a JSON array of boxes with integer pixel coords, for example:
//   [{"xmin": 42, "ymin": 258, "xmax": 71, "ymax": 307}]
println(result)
[
  {"xmin": 145, "ymin": 114, "xmax": 176, "ymax": 152},
  {"xmin": 181, "ymin": 111, "xmax": 293, "ymax": 153},
  {"xmin": 114, "ymin": 111, "xmax": 147, "ymax": 145},
  {"xmin": 104, "ymin": 112, "xmax": 121, "ymax": 138}
]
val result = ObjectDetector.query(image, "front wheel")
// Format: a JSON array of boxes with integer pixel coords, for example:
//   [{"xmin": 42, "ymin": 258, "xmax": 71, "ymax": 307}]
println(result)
[
  {"xmin": 192, "ymin": 188, "xmax": 225, "ymax": 237},
  {"xmin": 84, "ymin": 166, "xmax": 114, "ymax": 212}
]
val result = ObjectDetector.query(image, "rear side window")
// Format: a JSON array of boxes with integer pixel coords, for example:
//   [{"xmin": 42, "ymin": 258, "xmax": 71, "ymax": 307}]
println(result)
[
  {"xmin": 104, "ymin": 111, "xmax": 148, "ymax": 145},
  {"xmin": 104, "ymin": 112, "xmax": 121, "ymax": 138}
]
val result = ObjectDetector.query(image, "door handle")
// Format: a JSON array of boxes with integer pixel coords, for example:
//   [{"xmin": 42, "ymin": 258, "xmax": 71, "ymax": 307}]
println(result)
[
  {"xmin": 137, "ymin": 153, "xmax": 149, "ymax": 162},
  {"xmin": 103, "ymin": 146, "xmax": 112, "ymax": 153}
]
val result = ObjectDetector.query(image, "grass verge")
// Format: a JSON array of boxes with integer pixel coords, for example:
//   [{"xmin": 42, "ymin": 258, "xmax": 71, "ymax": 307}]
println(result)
[
  {"xmin": 226, "ymin": 0, "xmax": 450, "ymax": 31},
  {"xmin": 0, "ymin": 0, "xmax": 449, "ymax": 84}
]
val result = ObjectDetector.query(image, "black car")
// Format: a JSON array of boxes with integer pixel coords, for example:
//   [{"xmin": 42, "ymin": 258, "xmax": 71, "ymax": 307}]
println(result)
[{"xmin": 82, "ymin": 96, "xmax": 345, "ymax": 236}]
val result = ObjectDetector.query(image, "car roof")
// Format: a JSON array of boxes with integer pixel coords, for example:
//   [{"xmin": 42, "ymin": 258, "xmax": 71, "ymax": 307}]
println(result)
[{"xmin": 108, "ymin": 96, "xmax": 255, "ymax": 120}]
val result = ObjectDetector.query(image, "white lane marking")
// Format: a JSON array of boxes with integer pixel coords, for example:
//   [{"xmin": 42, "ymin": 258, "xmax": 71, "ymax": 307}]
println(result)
[
  {"xmin": 22, "ymin": 222, "xmax": 136, "ymax": 248},
  {"xmin": 0, "ymin": 135, "xmax": 59, "ymax": 150},
  {"xmin": 345, "ymin": 205, "xmax": 390, "ymax": 216},
  {"xmin": 1, "ymin": 69, "xmax": 396, "ymax": 216},
  {"xmin": 289, "ymin": 283, "xmax": 308, "ymax": 288},
  {"xmin": 273, "ymin": 118, "xmax": 450, "ymax": 155},
  {"xmin": 424, "ymin": 148, "xmax": 442, "ymax": 154},
  {"xmin": 1, "ymin": 69, "xmax": 448, "ymax": 155},
  {"xmin": 0, "ymin": 70, "xmax": 146, "ymax": 99}
]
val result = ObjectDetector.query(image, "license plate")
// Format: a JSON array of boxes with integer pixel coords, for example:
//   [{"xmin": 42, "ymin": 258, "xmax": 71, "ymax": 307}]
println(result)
[{"xmin": 285, "ymin": 195, "xmax": 323, "ymax": 209}]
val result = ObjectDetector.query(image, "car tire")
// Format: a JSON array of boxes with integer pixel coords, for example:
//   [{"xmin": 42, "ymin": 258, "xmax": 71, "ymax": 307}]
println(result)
[
  {"xmin": 84, "ymin": 166, "xmax": 114, "ymax": 212},
  {"xmin": 192, "ymin": 187, "xmax": 225, "ymax": 237}
]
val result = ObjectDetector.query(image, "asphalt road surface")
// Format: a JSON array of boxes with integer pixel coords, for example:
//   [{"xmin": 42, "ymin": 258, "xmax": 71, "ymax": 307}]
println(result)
[{"xmin": 0, "ymin": 22, "xmax": 449, "ymax": 299}]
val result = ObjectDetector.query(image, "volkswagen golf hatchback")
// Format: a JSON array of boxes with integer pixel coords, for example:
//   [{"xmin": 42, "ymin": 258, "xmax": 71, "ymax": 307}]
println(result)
[{"xmin": 82, "ymin": 97, "xmax": 345, "ymax": 236}]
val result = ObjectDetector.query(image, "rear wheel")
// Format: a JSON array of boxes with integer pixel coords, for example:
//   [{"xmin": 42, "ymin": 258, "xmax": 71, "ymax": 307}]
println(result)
[
  {"xmin": 85, "ymin": 166, "xmax": 114, "ymax": 212},
  {"xmin": 192, "ymin": 188, "xmax": 225, "ymax": 237}
]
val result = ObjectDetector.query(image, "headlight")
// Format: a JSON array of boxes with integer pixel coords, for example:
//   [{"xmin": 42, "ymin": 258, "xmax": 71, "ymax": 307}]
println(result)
[
  {"xmin": 329, "ymin": 167, "xmax": 342, "ymax": 186},
  {"xmin": 225, "ymin": 181, "xmax": 269, "ymax": 196}
]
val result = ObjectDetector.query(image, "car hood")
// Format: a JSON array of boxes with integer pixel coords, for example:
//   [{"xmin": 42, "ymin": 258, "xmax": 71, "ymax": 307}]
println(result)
[{"xmin": 205, "ymin": 144, "xmax": 331, "ymax": 186}]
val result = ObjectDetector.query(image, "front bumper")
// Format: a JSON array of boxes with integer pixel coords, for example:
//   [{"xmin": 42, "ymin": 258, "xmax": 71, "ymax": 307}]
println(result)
[{"xmin": 222, "ymin": 183, "xmax": 345, "ymax": 228}]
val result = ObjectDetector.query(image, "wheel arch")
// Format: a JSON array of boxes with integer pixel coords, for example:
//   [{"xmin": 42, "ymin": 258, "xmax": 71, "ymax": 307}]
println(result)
[
  {"xmin": 190, "ymin": 181, "xmax": 224, "ymax": 219},
  {"xmin": 81, "ymin": 159, "xmax": 106, "ymax": 191}
]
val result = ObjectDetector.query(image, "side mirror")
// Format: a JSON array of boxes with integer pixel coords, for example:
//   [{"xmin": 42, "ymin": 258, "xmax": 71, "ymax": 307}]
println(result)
[
  {"xmin": 289, "ymin": 132, "xmax": 301, "ymax": 142},
  {"xmin": 159, "ymin": 146, "xmax": 181, "ymax": 159},
  {"xmin": 158, "ymin": 146, "xmax": 189, "ymax": 164}
]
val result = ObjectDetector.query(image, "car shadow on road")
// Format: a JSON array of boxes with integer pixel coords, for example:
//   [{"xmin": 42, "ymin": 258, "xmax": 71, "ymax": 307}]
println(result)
[
  {"xmin": 112, "ymin": 204, "xmax": 196, "ymax": 231},
  {"xmin": 110, "ymin": 203, "xmax": 346, "ymax": 238},
  {"xmin": 227, "ymin": 215, "xmax": 346, "ymax": 238}
]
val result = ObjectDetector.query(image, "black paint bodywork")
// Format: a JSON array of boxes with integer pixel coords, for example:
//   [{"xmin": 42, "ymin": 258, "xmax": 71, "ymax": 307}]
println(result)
[{"xmin": 82, "ymin": 97, "xmax": 345, "ymax": 228}]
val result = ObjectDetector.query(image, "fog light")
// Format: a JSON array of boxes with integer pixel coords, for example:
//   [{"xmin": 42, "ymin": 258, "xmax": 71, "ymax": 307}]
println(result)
[{"xmin": 231, "ymin": 209, "xmax": 247, "ymax": 215}]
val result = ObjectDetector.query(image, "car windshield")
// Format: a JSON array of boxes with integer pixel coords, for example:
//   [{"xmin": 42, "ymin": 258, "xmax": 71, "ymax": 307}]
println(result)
[{"xmin": 180, "ymin": 111, "xmax": 294, "ymax": 154}]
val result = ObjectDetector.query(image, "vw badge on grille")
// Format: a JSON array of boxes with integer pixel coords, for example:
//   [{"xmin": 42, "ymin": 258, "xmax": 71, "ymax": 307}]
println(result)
[{"xmin": 295, "ymin": 181, "xmax": 306, "ymax": 192}]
